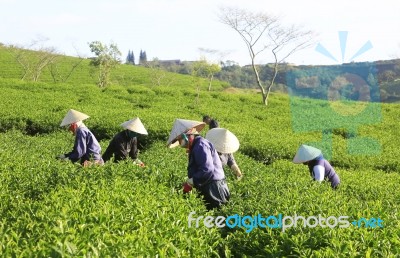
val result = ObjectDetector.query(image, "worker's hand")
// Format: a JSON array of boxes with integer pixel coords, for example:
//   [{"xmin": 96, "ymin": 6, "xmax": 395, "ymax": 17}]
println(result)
[
  {"xmin": 56, "ymin": 154, "xmax": 69, "ymax": 161},
  {"xmin": 56, "ymin": 154, "xmax": 65, "ymax": 159},
  {"xmin": 134, "ymin": 159, "xmax": 145, "ymax": 167},
  {"xmin": 183, "ymin": 178, "xmax": 194, "ymax": 193},
  {"xmin": 182, "ymin": 182, "xmax": 193, "ymax": 193},
  {"xmin": 231, "ymin": 164, "xmax": 243, "ymax": 179}
]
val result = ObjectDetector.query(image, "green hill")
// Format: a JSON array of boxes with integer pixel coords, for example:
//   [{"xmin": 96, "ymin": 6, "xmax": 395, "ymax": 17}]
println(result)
[{"xmin": 0, "ymin": 46, "xmax": 399, "ymax": 257}]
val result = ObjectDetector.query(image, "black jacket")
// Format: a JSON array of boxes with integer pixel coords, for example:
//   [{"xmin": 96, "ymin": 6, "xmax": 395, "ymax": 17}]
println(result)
[{"xmin": 102, "ymin": 130, "xmax": 138, "ymax": 163}]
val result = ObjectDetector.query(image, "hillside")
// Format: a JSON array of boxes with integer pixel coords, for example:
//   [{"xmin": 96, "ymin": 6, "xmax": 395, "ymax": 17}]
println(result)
[
  {"xmin": 0, "ymin": 47, "xmax": 399, "ymax": 257},
  {"xmin": 0, "ymin": 45, "xmax": 228, "ymax": 90},
  {"xmin": 215, "ymin": 59, "xmax": 400, "ymax": 103}
]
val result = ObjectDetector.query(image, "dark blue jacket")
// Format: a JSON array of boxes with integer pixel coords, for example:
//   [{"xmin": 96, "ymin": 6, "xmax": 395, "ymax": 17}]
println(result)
[{"xmin": 188, "ymin": 136, "xmax": 225, "ymax": 187}]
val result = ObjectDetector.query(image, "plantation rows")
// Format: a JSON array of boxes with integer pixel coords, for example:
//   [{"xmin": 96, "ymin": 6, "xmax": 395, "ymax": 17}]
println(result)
[
  {"xmin": 0, "ymin": 130, "xmax": 399, "ymax": 256},
  {"xmin": 0, "ymin": 79, "xmax": 399, "ymax": 172},
  {"xmin": 0, "ymin": 77, "xmax": 399, "ymax": 256}
]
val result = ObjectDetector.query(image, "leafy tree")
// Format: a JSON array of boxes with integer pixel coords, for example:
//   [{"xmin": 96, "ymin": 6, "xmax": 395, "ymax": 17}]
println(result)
[
  {"xmin": 218, "ymin": 6, "xmax": 314, "ymax": 105},
  {"xmin": 126, "ymin": 50, "xmax": 135, "ymax": 65},
  {"xmin": 139, "ymin": 50, "xmax": 147, "ymax": 65},
  {"xmin": 191, "ymin": 58, "xmax": 221, "ymax": 91},
  {"xmin": 88, "ymin": 41, "xmax": 121, "ymax": 88}
]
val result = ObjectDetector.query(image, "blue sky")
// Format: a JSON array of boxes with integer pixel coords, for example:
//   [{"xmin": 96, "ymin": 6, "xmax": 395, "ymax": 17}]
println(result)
[{"xmin": 1, "ymin": 0, "xmax": 399, "ymax": 66}]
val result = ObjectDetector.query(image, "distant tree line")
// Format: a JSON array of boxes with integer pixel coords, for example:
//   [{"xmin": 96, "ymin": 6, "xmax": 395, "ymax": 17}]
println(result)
[
  {"xmin": 156, "ymin": 58, "xmax": 400, "ymax": 102},
  {"xmin": 4, "ymin": 39, "xmax": 400, "ymax": 102},
  {"xmin": 125, "ymin": 50, "xmax": 147, "ymax": 66}
]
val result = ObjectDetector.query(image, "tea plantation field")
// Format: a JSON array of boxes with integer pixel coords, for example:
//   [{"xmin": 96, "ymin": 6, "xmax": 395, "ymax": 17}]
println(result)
[{"xmin": 0, "ymin": 49, "xmax": 399, "ymax": 257}]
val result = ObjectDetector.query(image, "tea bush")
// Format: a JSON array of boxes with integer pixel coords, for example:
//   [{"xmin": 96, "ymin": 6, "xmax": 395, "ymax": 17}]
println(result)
[{"xmin": 0, "ymin": 48, "xmax": 399, "ymax": 256}]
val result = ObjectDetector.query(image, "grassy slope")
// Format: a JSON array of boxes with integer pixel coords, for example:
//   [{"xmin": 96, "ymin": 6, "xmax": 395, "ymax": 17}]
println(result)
[{"xmin": 0, "ymin": 46, "xmax": 399, "ymax": 257}]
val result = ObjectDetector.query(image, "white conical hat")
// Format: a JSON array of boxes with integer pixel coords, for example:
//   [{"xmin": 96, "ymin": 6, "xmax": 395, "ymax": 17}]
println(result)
[
  {"xmin": 166, "ymin": 119, "xmax": 205, "ymax": 148},
  {"xmin": 293, "ymin": 144, "xmax": 322, "ymax": 163},
  {"xmin": 206, "ymin": 128, "xmax": 240, "ymax": 154},
  {"xmin": 60, "ymin": 109, "xmax": 89, "ymax": 127},
  {"xmin": 121, "ymin": 117, "xmax": 148, "ymax": 135}
]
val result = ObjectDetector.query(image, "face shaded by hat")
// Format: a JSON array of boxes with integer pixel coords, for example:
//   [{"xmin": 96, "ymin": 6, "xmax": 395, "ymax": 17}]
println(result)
[
  {"xmin": 60, "ymin": 109, "xmax": 89, "ymax": 127},
  {"xmin": 166, "ymin": 119, "xmax": 206, "ymax": 148},
  {"xmin": 293, "ymin": 144, "xmax": 322, "ymax": 164},
  {"xmin": 206, "ymin": 128, "xmax": 239, "ymax": 154},
  {"xmin": 121, "ymin": 117, "xmax": 148, "ymax": 135}
]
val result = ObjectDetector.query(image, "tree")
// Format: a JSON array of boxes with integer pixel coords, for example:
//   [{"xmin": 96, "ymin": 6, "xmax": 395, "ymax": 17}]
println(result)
[
  {"xmin": 218, "ymin": 6, "xmax": 314, "ymax": 105},
  {"xmin": 7, "ymin": 37, "xmax": 59, "ymax": 81},
  {"xmin": 192, "ymin": 57, "xmax": 221, "ymax": 91},
  {"xmin": 379, "ymin": 70, "xmax": 396, "ymax": 84},
  {"xmin": 88, "ymin": 41, "xmax": 121, "ymax": 88},
  {"xmin": 126, "ymin": 50, "xmax": 135, "ymax": 65},
  {"xmin": 197, "ymin": 48, "xmax": 224, "ymax": 91},
  {"xmin": 145, "ymin": 58, "xmax": 174, "ymax": 87},
  {"xmin": 139, "ymin": 50, "xmax": 147, "ymax": 65},
  {"xmin": 49, "ymin": 45, "xmax": 85, "ymax": 83}
]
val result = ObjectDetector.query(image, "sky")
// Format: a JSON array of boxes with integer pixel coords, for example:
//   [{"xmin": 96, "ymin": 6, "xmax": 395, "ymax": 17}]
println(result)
[{"xmin": 1, "ymin": 0, "xmax": 399, "ymax": 66}]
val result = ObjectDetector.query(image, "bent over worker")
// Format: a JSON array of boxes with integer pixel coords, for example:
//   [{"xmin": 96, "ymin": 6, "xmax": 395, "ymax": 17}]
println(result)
[
  {"xmin": 206, "ymin": 128, "xmax": 243, "ymax": 180},
  {"xmin": 57, "ymin": 109, "xmax": 103, "ymax": 166},
  {"xmin": 293, "ymin": 144, "xmax": 340, "ymax": 189},
  {"xmin": 167, "ymin": 119, "xmax": 230, "ymax": 210},
  {"xmin": 102, "ymin": 117, "xmax": 148, "ymax": 165}
]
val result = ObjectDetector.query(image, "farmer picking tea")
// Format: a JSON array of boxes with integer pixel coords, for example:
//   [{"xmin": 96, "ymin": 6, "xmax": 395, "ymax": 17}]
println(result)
[
  {"xmin": 57, "ymin": 109, "xmax": 103, "ymax": 166},
  {"xmin": 167, "ymin": 119, "xmax": 230, "ymax": 210},
  {"xmin": 293, "ymin": 144, "xmax": 340, "ymax": 189},
  {"xmin": 102, "ymin": 117, "xmax": 148, "ymax": 166},
  {"xmin": 206, "ymin": 127, "xmax": 243, "ymax": 180}
]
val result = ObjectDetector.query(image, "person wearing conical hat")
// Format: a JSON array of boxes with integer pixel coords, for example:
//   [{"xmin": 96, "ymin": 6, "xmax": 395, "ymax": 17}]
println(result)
[
  {"xmin": 57, "ymin": 109, "xmax": 103, "ymax": 166},
  {"xmin": 102, "ymin": 118, "xmax": 148, "ymax": 165},
  {"xmin": 206, "ymin": 128, "xmax": 243, "ymax": 180},
  {"xmin": 167, "ymin": 119, "xmax": 230, "ymax": 210},
  {"xmin": 293, "ymin": 144, "xmax": 340, "ymax": 189}
]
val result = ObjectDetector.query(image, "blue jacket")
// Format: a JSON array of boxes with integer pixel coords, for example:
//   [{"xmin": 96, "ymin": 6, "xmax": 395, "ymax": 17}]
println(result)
[
  {"xmin": 66, "ymin": 126, "xmax": 102, "ymax": 163},
  {"xmin": 308, "ymin": 155, "xmax": 340, "ymax": 188},
  {"xmin": 188, "ymin": 136, "xmax": 225, "ymax": 187}
]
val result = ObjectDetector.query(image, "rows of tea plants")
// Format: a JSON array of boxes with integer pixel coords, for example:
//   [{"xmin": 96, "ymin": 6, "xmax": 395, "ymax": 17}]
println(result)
[
  {"xmin": 0, "ymin": 131, "xmax": 224, "ymax": 257},
  {"xmin": 0, "ymin": 50, "xmax": 400, "ymax": 256},
  {"xmin": 0, "ymin": 130, "xmax": 399, "ymax": 256},
  {"xmin": 1, "ymin": 78, "xmax": 399, "ymax": 173}
]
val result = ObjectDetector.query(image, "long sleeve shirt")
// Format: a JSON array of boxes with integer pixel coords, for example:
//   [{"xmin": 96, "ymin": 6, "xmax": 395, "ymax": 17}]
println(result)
[
  {"xmin": 102, "ymin": 130, "xmax": 138, "ymax": 163},
  {"xmin": 308, "ymin": 158, "xmax": 340, "ymax": 188},
  {"xmin": 219, "ymin": 153, "xmax": 236, "ymax": 168},
  {"xmin": 188, "ymin": 136, "xmax": 225, "ymax": 187},
  {"xmin": 66, "ymin": 126, "xmax": 102, "ymax": 163}
]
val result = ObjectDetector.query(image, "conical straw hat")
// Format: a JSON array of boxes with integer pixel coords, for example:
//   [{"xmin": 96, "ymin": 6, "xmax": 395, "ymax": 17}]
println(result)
[
  {"xmin": 60, "ymin": 109, "xmax": 89, "ymax": 127},
  {"xmin": 121, "ymin": 117, "xmax": 148, "ymax": 135},
  {"xmin": 167, "ymin": 119, "xmax": 205, "ymax": 148},
  {"xmin": 206, "ymin": 128, "xmax": 240, "ymax": 153},
  {"xmin": 293, "ymin": 144, "xmax": 322, "ymax": 163}
]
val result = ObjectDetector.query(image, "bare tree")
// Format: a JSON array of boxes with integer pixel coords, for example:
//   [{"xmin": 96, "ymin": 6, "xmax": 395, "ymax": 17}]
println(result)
[
  {"xmin": 218, "ymin": 6, "xmax": 315, "ymax": 105},
  {"xmin": 7, "ymin": 38, "xmax": 59, "ymax": 81},
  {"xmin": 145, "ymin": 58, "xmax": 174, "ymax": 87},
  {"xmin": 49, "ymin": 45, "xmax": 85, "ymax": 83}
]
